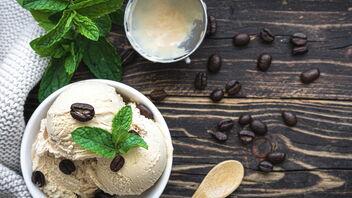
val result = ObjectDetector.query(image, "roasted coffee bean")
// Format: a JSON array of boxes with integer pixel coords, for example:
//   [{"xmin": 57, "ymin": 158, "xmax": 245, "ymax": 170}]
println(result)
[
  {"xmin": 238, "ymin": 114, "xmax": 253, "ymax": 126},
  {"xmin": 70, "ymin": 103, "xmax": 95, "ymax": 122},
  {"xmin": 150, "ymin": 89, "xmax": 167, "ymax": 102},
  {"xmin": 282, "ymin": 111, "xmax": 297, "ymax": 126},
  {"xmin": 267, "ymin": 152, "xmax": 286, "ymax": 164},
  {"xmin": 31, "ymin": 171, "xmax": 45, "ymax": 187},
  {"xmin": 94, "ymin": 189, "xmax": 114, "ymax": 198},
  {"xmin": 137, "ymin": 104, "xmax": 154, "ymax": 119},
  {"xmin": 59, "ymin": 159, "xmax": 76, "ymax": 175},
  {"xmin": 225, "ymin": 80, "xmax": 241, "ymax": 96},
  {"xmin": 217, "ymin": 119, "xmax": 234, "ymax": 132},
  {"xmin": 292, "ymin": 45, "xmax": 308, "ymax": 55},
  {"xmin": 259, "ymin": 28, "xmax": 275, "ymax": 43},
  {"xmin": 210, "ymin": 88, "xmax": 224, "ymax": 102},
  {"xmin": 233, "ymin": 33, "xmax": 250, "ymax": 47},
  {"xmin": 300, "ymin": 68, "xmax": 320, "ymax": 84},
  {"xmin": 238, "ymin": 130, "xmax": 255, "ymax": 144},
  {"xmin": 250, "ymin": 120, "xmax": 267, "ymax": 135},
  {"xmin": 291, "ymin": 33, "xmax": 307, "ymax": 46},
  {"xmin": 258, "ymin": 161, "xmax": 273, "ymax": 173},
  {"xmin": 194, "ymin": 72, "xmax": 207, "ymax": 90},
  {"xmin": 257, "ymin": 53, "xmax": 272, "ymax": 72},
  {"xmin": 211, "ymin": 131, "xmax": 228, "ymax": 142},
  {"xmin": 207, "ymin": 54, "xmax": 222, "ymax": 73},
  {"xmin": 206, "ymin": 15, "xmax": 217, "ymax": 37},
  {"xmin": 110, "ymin": 155, "xmax": 125, "ymax": 172}
]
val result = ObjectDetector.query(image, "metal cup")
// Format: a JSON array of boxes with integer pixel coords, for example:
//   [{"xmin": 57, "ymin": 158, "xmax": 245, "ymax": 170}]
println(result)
[{"xmin": 124, "ymin": 0, "xmax": 208, "ymax": 63}]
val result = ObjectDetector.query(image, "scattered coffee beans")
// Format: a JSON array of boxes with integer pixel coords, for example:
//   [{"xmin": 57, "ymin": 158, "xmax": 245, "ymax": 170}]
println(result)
[
  {"xmin": 238, "ymin": 130, "xmax": 255, "ymax": 144},
  {"xmin": 59, "ymin": 159, "xmax": 76, "ymax": 175},
  {"xmin": 250, "ymin": 120, "xmax": 268, "ymax": 135},
  {"xmin": 225, "ymin": 80, "xmax": 241, "ymax": 96},
  {"xmin": 217, "ymin": 118, "xmax": 234, "ymax": 132},
  {"xmin": 291, "ymin": 33, "xmax": 307, "ymax": 46},
  {"xmin": 110, "ymin": 155, "xmax": 125, "ymax": 172},
  {"xmin": 194, "ymin": 72, "xmax": 207, "ymax": 90},
  {"xmin": 207, "ymin": 54, "xmax": 222, "ymax": 73},
  {"xmin": 137, "ymin": 104, "xmax": 154, "ymax": 119},
  {"xmin": 150, "ymin": 89, "xmax": 167, "ymax": 102},
  {"xmin": 258, "ymin": 161, "xmax": 273, "ymax": 173},
  {"xmin": 292, "ymin": 45, "xmax": 308, "ymax": 55},
  {"xmin": 233, "ymin": 33, "xmax": 250, "ymax": 47},
  {"xmin": 31, "ymin": 171, "xmax": 45, "ymax": 187},
  {"xmin": 257, "ymin": 53, "xmax": 272, "ymax": 72},
  {"xmin": 282, "ymin": 111, "xmax": 297, "ymax": 126},
  {"xmin": 70, "ymin": 103, "xmax": 95, "ymax": 122},
  {"xmin": 206, "ymin": 15, "xmax": 217, "ymax": 37},
  {"xmin": 300, "ymin": 68, "xmax": 320, "ymax": 84},
  {"xmin": 211, "ymin": 131, "xmax": 228, "ymax": 142},
  {"xmin": 210, "ymin": 88, "xmax": 224, "ymax": 102},
  {"xmin": 267, "ymin": 152, "xmax": 286, "ymax": 164},
  {"xmin": 238, "ymin": 114, "xmax": 253, "ymax": 126},
  {"xmin": 94, "ymin": 189, "xmax": 114, "ymax": 198},
  {"xmin": 259, "ymin": 28, "xmax": 275, "ymax": 43}
]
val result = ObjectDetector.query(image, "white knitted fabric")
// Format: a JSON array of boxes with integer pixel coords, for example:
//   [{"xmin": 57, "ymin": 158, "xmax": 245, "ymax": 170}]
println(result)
[{"xmin": 0, "ymin": 0, "xmax": 48, "ymax": 197}]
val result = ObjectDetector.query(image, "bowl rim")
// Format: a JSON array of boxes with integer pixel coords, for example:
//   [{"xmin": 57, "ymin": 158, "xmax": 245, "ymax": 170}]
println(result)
[{"xmin": 21, "ymin": 79, "xmax": 174, "ymax": 198}]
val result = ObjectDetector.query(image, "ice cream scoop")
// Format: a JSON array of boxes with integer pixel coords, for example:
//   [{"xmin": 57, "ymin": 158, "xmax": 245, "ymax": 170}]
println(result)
[{"xmin": 193, "ymin": 160, "xmax": 244, "ymax": 198}]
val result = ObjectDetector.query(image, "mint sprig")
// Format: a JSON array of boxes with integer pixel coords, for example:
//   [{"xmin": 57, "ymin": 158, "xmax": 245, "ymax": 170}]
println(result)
[
  {"xmin": 71, "ymin": 106, "xmax": 148, "ymax": 159},
  {"xmin": 17, "ymin": 0, "xmax": 124, "ymax": 102}
]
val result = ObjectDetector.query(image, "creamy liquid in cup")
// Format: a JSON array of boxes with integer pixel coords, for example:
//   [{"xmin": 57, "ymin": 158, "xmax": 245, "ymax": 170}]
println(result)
[{"xmin": 128, "ymin": 0, "xmax": 205, "ymax": 61}]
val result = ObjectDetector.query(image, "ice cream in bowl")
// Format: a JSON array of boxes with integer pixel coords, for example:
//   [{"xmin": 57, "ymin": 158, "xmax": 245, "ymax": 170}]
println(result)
[{"xmin": 21, "ymin": 80, "xmax": 173, "ymax": 198}]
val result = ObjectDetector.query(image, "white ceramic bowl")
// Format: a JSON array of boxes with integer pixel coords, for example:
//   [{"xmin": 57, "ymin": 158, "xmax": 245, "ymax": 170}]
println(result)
[{"xmin": 21, "ymin": 79, "xmax": 174, "ymax": 198}]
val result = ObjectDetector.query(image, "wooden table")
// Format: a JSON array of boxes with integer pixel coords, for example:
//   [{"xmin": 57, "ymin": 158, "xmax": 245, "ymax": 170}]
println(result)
[{"xmin": 25, "ymin": 0, "xmax": 352, "ymax": 197}]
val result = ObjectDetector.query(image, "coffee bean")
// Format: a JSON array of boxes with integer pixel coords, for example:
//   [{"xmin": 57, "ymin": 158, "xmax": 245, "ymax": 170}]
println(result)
[
  {"xmin": 110, "ymin": 155, "xmax": 125, "ymax": 172},
  {"xmin": 250, "ymin": 120, "xmax": 267, "ymax": 135},
  {"xmin": 31, "ymin": 171, "xmax": 45, "ymax": 187},
  {"xmin": 282, "ymin": 111, "xmax": 297, "ymax": 127},
  {"xmin": 94, "ymin": 189, "xmax": 113, "ymax": 198},
  {"xmin": 150, "ymin": 89, "xmax": 167, "ymax": 102},
  {"xmin": 300, "ymin": 68, "xmax": 320, "ymax": 84},
  {"xmin": 233, "ymin": 33, "xmax": 250, "ymax": 47},
  {"xmin": 210, "ymin": 88, "xmax": 224, "ymax": 102},
  {"xmin": 258, "ymin": 161, "xmax": 273, "ymax": 173},
  {"xmin": 210, "ymin": 131, "xmax": 228, "ymax": 142},
  {"xmin": 238, "ymin": 130, "xmax": 255, "ymax": 144},
  {"xmin": 59, "ymin": 159, "xmax": 76, "ymax": 175},
  {"xmin": 137, "ymin": 104, "xmax": 154, "ymax": 119},
  {"xmin": 259, "ymin": 28, "xmax": 275, "ymax": 43},
  {"xmin": 206, "ymin": 15, "xmax": 217, "ymax": 37},
  {"xmin": 267, "ymin": 152, "xmax": 286, "ymax": 164},
  {"xmin": 291, "ymin": 33, "xmax": 307, "ymax": 46},
  {"xmin": 238, "ymin": 114, "xmax": 253, "ymax": 126},
  {"xmin": 225, "ymin": 80, "xmax": 241, "ymax": 96},
  {"xmin": 194, "ymin": 72, "xmax": 207, "ymax": 90},
  {"xmin": 217, "ymin": 119, "xmax": 234, "ymax": 132},
  {"xmin": 70, "ymin": 103, "xmax": 95, "ymax": 122},
  {"xmin": 207, "ymin": 54, "xmax": 222, "ymax": 73},
  {"xmin": 292, "ymin": 45, "xmax": 308, "ymax": 55},
  {"xmin": 257, "ymin": 53, "xmax": 272, "ymax": 72}
]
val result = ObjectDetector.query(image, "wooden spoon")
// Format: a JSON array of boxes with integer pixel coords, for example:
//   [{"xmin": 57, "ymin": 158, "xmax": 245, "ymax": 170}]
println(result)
[{"xmin": 192, "ymin": 160, "xmax": 244, "ymax": 198}]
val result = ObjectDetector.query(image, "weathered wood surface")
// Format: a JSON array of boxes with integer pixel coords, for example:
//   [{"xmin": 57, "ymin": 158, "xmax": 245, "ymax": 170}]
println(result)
[{"xmin": 24, "ymin": 0, "xmax": 352, "ymax": 197}]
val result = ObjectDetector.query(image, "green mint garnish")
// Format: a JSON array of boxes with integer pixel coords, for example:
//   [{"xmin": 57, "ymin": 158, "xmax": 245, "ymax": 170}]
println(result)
[{"xmin": 71, "ymin": 105, "xmax": 148, "ymax": 159}]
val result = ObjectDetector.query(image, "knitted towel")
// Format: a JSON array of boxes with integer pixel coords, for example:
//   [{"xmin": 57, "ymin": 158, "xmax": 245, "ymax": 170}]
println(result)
[{"xmin": 0, "ymin": 0, "xmax": 48, "ymax": 197}]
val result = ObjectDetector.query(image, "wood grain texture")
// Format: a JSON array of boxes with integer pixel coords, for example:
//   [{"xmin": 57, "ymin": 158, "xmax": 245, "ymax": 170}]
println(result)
[{"xmin": 23, "ymin": 0, "xmax": 352, "ymax": 197}]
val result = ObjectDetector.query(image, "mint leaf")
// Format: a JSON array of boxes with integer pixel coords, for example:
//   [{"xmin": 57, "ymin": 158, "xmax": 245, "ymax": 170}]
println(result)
[
  {"xmin": 30, "ymin": 10, "xmax": 76, "ymax": 57},
  {"xmin": 73, "ymin": 13, "xmax": 100, "ymax": 41},
  {"xmin": 30, "ymin": 10, "xmax": 57, "ymax": 31},
  {"xmin": 94, "ymin": 15, "xmax": 112, "ymax": 37},
  {"xmin": 70, "ymin": 0, "xmax": 123, "ymax": 19},
  {"xmin": 38, "ymin": 57, "xmax": 72, "ymax": 102},
  {"xmin": 64, "ymin": 42, "xmax": 83, "ymax": 75},
  {"xmin": 24, "ymin": 0, "xmax": 69, "ymax": 12},
  {"xmin": 72, "ymin": 127, "xmax": 116, "ymax": 159},
  {"xmin": 112, "ymin": 105, "xmax": 132, "ymax": 143},
  {"xmin": 110, "ymin": 9, "xmax": 124, "ymax": 26},
  {"xmin": 81, "ymin": 38, "xmax": 122, "ymax": 81},
  {"xmin": 118, "ymin": 133, "xmax": 148, "ymax": 154}
]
